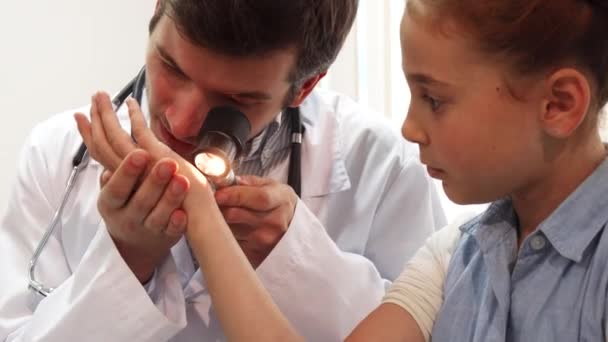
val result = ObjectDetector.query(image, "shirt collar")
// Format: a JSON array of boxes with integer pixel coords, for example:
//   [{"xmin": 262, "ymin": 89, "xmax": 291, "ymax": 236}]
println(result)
[
  {"xmin": 461, "ymin": 156, "xmax": 608, "ymax": 262},
  {"xmin": 241, "ymin": 111, "xmax": 283, "ymax": 158},
  {"xmin": 460, "ymin": 198, "xmax": 518, "ymax": 254},
  {"xmin": 298, "ymin": 89, "xmax": 351, "ymax": 197},
  {"xmin": 538, "ymin": 156, "xmax": 608, "ymax": 262}
]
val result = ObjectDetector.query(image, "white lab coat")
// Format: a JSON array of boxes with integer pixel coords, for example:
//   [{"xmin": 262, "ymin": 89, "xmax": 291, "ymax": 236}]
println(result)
[{"xmin": 0, "ymin": 89, "xmax": 445, "ymax": 341}]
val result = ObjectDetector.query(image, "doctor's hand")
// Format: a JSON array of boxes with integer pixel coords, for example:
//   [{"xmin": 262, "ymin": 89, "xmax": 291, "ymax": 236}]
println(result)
[
  {"xmin": 75, "ymin": 92, "xmax": 206, "ymax": 188},
  {"xmin": 214, "ymin": 175, "xmax": 298, "ymax": 268},
  {"xmin": 75, "ymin": 92, "xmax": 211, "ymax": 281},
  {"xmin": 97, "ymin": 149, "xmax": 190, "ymax": 283},
  {"xmin": 75, "ymin": 92, "xmax": 170, "ymax": 171}
]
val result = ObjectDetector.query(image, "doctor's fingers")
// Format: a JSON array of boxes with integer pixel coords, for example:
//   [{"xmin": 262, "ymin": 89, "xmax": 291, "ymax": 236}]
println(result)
[
  {"xmin": 126, "ymin": 98, "xmax": 173, "ymax": 157},
  {"xmin": 235, "ymin": 175, "xmax": 275, "ymax": 186},
  {"xmin": 230, "ymin": 224, "xmax": 284, "ymax": 253},
  {"xmin": 98, "ymin": 150, "xmax": 151, "ymax": 211},
  {"xmin": 165, "ymin": 209, "xmax": 188, "ymax": 237},
  {"xmin": 99, "ymin": 169, "xmax": 113, "ymax": 188},
  {"xmin": 94, "ymin": 92, "xmax": 137, "ymax": 158},
  {"xmin": 221, "ymin": 206, "xmax": 291, "ymax": 232},
  {"xmin": 142, "ymin": 174, "xmax": 190, "ymax": 236},
  {"xmin": 123, "ymin": 158, "xmax": 180, "ymax": 230},
  {"xmin": 215, "ymin": 182, "xmax": 293, "ymax": 212},
  {"xmin": 74, "ymin": 112, "xmax": 122, "ymax": 170},
  {"xmin": 125, "ymin": 98, "xmax": 208, "ymax": 186},
  {"xmin": 91, "ymin": 94, "xmax": 131, "ymax": 170}
]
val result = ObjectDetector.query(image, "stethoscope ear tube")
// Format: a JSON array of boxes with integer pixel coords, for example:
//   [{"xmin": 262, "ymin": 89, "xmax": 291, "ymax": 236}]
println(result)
[
  {"xmin": 28, "ymin": 161, "xmax": 85, "ymax": 297},
  {"xmin": 286, "ymin": 106, "xmax": 303, "ymax": 197},
  {"xmin": 29, "ymin": 68, "xmax": 146, "ymax": 298},
  {"xmin": 71, "ymin": 143, "xmax": 88, "ymax": 168}
]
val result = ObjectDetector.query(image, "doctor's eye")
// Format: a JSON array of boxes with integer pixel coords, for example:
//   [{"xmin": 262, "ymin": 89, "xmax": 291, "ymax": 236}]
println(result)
[
  {"xmin": 422, "ymin": 94, "xmax": 443, "ymax": 112},
  {"xmin": 225, "ymin": 92, "xmax": 268, "ymax": 108},
  {"xmin": 162, "ymin": 60, "xmax": 188, "ymax": 80},
  {"xmin": 228, "ymin": 96, "xmax": 259, "ymax": 108}
]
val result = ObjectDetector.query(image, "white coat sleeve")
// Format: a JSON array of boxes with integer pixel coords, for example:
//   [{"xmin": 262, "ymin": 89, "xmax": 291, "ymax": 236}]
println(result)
[
  {"xmin": 0, "ymin": 122, "xmax": 186, "ymax": 342},
  {"xmin": 365, "ymin": 156, "xmax": 447, "ymax": 280},
  {"xmin": 382, "ymin": 219, "xmax": 464, "ymax": 342},
  {"xmin": 254, "ymin": 159, "xmax": 447, "ymax": 341},
  {"xmin": 256, "ymin": 202, "xmax": 382, "ymax": 342}
]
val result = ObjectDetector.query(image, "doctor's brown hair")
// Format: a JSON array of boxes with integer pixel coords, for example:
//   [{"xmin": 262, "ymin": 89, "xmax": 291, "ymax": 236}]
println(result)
[
  {"xmin": 407, "ymin": 0, "xmax": 608, "ymax": 112},
  {"xmin": 148, "ymin": 0, "xmax": 358, "ymax": 86}
]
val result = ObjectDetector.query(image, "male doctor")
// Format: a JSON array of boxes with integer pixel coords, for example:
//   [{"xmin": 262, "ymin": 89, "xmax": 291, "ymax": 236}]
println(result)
[{"xmin": 0, "ymin": 0, "xmax": 445, "ymax": 341}]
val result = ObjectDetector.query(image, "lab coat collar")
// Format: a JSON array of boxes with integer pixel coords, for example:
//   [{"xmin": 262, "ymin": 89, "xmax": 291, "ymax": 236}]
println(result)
[{"xmin": 298, "ymin": 90, "xmax": 351, "ymax": 198}]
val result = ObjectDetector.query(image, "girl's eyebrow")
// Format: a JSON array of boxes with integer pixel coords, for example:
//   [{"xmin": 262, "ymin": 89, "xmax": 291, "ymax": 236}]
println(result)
[{"xmin": 406, "ymin": 73, "xmax": 451, "ymax": 87}]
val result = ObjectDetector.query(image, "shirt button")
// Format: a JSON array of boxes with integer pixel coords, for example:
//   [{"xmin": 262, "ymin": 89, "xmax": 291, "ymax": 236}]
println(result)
[{"xmin": 530, "ymin": 235, "xmax": 546, "ymax": 250}]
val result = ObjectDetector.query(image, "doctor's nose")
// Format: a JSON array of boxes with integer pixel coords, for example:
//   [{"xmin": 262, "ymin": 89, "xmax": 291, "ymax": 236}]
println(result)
[
  {"xmin": 402, "ymin": 112, "xmax": 429, "ymax": 146},
  {"xmin": 165, "ymin": 90, "xmax": 208, "ymax": 140}
]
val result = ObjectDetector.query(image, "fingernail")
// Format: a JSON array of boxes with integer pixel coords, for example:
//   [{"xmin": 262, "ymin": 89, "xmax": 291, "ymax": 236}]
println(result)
[
  {"xmin": 100, "ymin": 169, "xmax": 112, "ymax": 184},
  {"xmin": 170, "ymin": 180, "xmax": 186, "ymax": 195},
  {"xmin": 158, "ymin": 163, "xmax": 174, "ymax": 179},
  {"xmin": 170, "ymin": 214, "xmax": 185, "ymax": 228},
  {"xmin": 131, "ymin": 153, "xmax": 147, "ymax": 168},
  {"xmin": 126, "ymin": 97, "xmax": 137, "ymax": 108},
  {"xmin": 215, "ymin": 191, "xmax": 227, "ymax": 203}
]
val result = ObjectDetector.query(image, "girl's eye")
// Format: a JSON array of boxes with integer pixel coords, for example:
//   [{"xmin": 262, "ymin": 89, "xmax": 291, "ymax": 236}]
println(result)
[{"xmin": 422, "ymin": 94, "xmax": 443, "ymax": 112}]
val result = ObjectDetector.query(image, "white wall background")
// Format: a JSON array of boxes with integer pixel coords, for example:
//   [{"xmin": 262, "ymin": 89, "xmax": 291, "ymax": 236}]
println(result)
[{"xmin": 0, "ymin": 1, "xmax": 155, "ymax": 216}]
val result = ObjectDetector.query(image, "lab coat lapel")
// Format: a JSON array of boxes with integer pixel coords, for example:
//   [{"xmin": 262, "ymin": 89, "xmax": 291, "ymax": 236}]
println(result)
[{"xmin": 299, "ymin": 93, "xmax": 351, "ymax": 198}]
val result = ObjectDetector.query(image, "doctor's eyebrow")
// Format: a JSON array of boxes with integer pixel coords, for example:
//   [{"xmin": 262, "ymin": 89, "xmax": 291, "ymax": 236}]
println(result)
[
  {"xmin": 156, "ymin": 45, "xmax": 188, "ymax": 77},
  {"xmin": 155, "ymin": 44, "xmax": 273, "ymax": 101}
]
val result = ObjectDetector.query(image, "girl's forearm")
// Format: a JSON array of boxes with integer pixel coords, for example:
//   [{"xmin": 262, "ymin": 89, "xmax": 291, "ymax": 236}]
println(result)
[{"xmin": 184, "ymin": 188, "xmax": 303, "ymax": 341}]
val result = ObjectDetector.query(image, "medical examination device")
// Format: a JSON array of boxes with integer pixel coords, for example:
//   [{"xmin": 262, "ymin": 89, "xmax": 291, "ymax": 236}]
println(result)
[{"xmin": 194, "ymin": 105, "xmax": 250, "ymax": 188}]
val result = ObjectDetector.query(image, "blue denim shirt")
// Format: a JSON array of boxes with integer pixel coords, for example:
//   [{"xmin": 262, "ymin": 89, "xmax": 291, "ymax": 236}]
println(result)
[{"xmin": 432, "ymin": 158, "xmax": 608, "ymax": 341}]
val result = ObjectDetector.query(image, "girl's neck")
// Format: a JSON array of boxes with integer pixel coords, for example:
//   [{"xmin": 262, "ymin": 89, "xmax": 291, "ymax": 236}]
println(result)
[{"xmin": 512, "ymin": 137, "xmax": 606, "ymax": 247}]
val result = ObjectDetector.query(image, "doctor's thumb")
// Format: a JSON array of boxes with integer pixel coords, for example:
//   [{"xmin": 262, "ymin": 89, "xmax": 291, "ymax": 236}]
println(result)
[{"xmin": 100, "ymin": 169, "xmax": 114, "ymax": 188}]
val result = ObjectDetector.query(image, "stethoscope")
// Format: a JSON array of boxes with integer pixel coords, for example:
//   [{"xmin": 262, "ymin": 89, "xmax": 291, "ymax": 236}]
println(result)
[{"xmin": 28, "ymin": 67, "xmax": 304, "ymax": 298}]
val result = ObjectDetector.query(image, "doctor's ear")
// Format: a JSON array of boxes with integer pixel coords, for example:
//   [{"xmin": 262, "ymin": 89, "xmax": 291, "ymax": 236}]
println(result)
[
  {"xmin": 540, "ymin": 68, "xmax": 592, "ymax": 138},
  {"xmin": 288, "ymin": 72, "xmax": 327, "ymax": 107}
]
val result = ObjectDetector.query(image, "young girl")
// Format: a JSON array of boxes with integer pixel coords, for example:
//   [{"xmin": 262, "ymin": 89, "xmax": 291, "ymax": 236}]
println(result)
[{"xmin": 78, "ymin": 0, "xmax": 608, "ymax": 340}]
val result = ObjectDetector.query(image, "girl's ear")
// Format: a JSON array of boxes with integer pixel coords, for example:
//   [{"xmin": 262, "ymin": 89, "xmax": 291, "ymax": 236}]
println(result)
[{"xmin": 539, "ymin": 68, "xmax": 592, "ymax": 138}]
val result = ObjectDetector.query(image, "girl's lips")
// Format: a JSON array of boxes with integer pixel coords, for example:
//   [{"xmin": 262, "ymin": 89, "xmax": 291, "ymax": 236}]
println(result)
[{"xmin": 426, "ymin": 166, "xmax": 445, "ymax": 179}]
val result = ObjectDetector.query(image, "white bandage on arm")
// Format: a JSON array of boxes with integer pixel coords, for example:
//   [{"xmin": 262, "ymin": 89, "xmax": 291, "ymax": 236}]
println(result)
[{"xmin": 382, "ymin": 219, "xmax": 465, "ymax": 341}]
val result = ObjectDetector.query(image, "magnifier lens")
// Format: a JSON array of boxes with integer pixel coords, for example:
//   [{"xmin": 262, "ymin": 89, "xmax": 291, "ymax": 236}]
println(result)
[
  {"xmin": 194, "ymin": 106, "xmax": 251, "ymax": 188},
  {"xmin": 194, "ymin": 152, "xmax": 228, "ymax": 177}
]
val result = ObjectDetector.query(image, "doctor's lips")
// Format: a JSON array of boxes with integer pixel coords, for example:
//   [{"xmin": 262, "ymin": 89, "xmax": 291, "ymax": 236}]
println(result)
[{"xmin": 155, "ymin": 120, "xmax": 197, "ymax": 155}]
